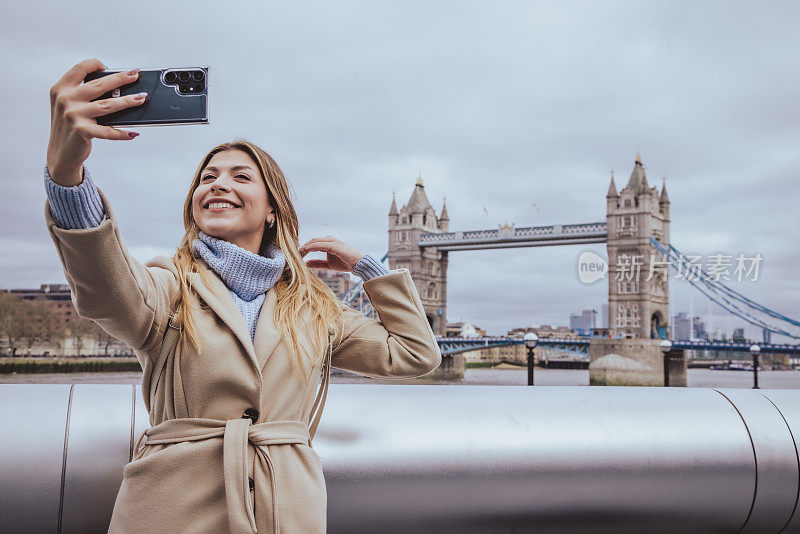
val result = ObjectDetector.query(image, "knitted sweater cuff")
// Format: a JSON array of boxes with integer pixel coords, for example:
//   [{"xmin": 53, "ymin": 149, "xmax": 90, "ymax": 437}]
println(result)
[
  {"xmin": 44, "ymin": 165, "xmax": 106, "ymax": 229},
  {"xmin": 351, "ymin": 254, "xmax": 391, "ymax": 281}
]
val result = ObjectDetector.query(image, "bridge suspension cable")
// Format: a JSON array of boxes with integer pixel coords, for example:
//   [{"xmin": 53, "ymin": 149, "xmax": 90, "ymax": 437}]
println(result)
[
  {"xmin": 650, "ymin": 238, "xmax": 800, "ymax": 340},
  {"xmin": 337, "ymin": 252, "xmax": 388, "ymax": 315}
]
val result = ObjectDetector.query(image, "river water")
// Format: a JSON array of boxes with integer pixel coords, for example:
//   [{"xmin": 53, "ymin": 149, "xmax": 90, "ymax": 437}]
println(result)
[{"xmin": 2, "ymin": 368, "xmax": 798, "ymax": 388}]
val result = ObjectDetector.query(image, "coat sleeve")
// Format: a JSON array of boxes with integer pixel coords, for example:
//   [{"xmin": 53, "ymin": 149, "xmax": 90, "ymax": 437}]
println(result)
[
  {"xmin": 43, "ymin": 185, "xmax": 180, "ymax": 357},
  {"xmin": 331, "ymin": 269, "xmax": 441, "ymax": 378}
]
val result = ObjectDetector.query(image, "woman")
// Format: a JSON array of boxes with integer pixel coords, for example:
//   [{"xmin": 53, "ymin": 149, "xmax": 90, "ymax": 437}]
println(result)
[{"xmin": 44, "ymin": 59, "xmax": 441, "ymax": 533}]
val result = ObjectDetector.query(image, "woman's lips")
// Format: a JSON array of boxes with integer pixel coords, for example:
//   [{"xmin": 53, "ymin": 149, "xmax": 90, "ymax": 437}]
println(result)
[{"xmin": 205, "ymin": 206, "xmax": 241, "ymax": 212}]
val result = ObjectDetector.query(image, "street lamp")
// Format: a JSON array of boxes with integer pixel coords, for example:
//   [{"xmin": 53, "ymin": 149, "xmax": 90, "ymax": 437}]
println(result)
[
  {"xmin": 524, "ymin": 333, "xmax": 539, "ymax": 386},
  {"xmin": 660, "ymin": 340, "xmax": 673, "ymax": 387},
  {"xmin": 750, "ymin": 345, "xmax": 761, "ymax": 389}
]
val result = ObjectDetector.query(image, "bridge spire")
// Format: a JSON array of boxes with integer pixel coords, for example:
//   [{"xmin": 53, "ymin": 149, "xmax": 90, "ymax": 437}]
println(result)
[
  {"xmin": 607, "ymin": 169, "xmax": 618, "ymax": 198},
  {"xmin": 659, "ymin": 177, "xmax": 670, "ymax": 204},
  {"xmin": 440, "ymin": 195, "xmax": 449, "ymax": 220},
  {"xmin": 407, "ymin": 174, "xmax": 434, "ymax": 213},
  {"xmin": 389, "ymin": 189, "xmax": 399, "ymax": 216},
  {"xmin": 625, "ymin": 150, "xmax": 647, "ymax": 194}
]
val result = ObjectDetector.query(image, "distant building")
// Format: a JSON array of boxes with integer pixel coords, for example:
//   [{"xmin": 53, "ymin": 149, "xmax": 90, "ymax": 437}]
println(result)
[
  {"xmin": 5, "ymin": 284, "xmax": 77, "ymax": 328},
  {"xmin": 601, "ymin": 304, "xmax": 609, "ymax": 328},
  {"xmin": 2, "ymin": 284, "xmax": 129, "ymax": 356},
  {"xmin": 508, "ymin": 325, "xmax": 576, "ymax": 339},
  {"xmin": 307, "ymin": 267, "xmax": 384, "ymax": 320},
  {"xmin": 732, "ymin": 328, "xmax": 746, "ymax": 343},
  {"xmin": 5, "ymin": 284, "xmax": 75, "ymax": 343},
  {"xmin": 445, "ymin": 321, "xmax": 484, "ymax": 338},
  {"xmin": 569, "ymin": 309, "xmax": 596, "ymax": 334},
  {"xmin": 308, "ymin": 267, "xmax": 352, "ymax": 298},
  {"xmin": 673, "ymin": 312, "xmax": 691, "ymax": 340},
  {"xmin": 448, "ymin": 323, "xmax": 581, "ymax": 364},
  {"xmin": 693, "ymin": 317, "xmax": 707, "ymax": 340},
  {"xmin": 583, "ymin": 309, "xmax": 596, "ymax": 331},
  {"xmin": 445, "ymin": 321, "xmax": 488, "ymax": 362}
]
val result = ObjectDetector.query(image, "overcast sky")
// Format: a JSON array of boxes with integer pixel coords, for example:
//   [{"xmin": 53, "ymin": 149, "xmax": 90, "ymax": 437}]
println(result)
[{"xmin": 2, "ymin": 1, "xmax": 799, "ymax": 340}]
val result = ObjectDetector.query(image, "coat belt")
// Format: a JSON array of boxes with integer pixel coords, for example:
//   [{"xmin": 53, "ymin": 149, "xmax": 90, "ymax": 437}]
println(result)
[{"xmin": 135, "ymin": 417, "xmax": 311, "ymax": 534}]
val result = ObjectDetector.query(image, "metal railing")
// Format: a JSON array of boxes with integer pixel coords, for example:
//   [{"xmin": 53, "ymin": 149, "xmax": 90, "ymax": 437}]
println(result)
[{"xmin": 0, "ymin": 384, "xmax": 798, "ymax": 533}]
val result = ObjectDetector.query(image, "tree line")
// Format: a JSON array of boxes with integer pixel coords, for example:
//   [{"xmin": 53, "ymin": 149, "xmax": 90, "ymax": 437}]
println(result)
[{"xmin": 0, "ymin": 293, "xmax": 121, "ymax": 357}]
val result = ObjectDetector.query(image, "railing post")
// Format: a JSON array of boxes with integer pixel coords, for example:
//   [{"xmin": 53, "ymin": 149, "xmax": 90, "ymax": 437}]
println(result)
[
  {"xmin": 660, "ymin": 340, "xmax": 673, "ymax": 387},
  {"xmin": 524, "ymin": 333, "xmax": 539, "ymax": 386},
  {"xmin": 527, "ymin": 348, "xmax": 535, "ymax": 386},
  {"xmin": 750, "ymin": 345, "xmax": 761, "ymax": 389}
]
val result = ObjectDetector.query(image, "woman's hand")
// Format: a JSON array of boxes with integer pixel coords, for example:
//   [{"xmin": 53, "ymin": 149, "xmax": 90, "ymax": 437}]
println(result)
[
  {"xmin": 299, "ymin": 236, "xmax": 364, "ymax": 272},
  {"xmin": 47, "ymin": 58, "xmax": 146, "ymax": 186}
]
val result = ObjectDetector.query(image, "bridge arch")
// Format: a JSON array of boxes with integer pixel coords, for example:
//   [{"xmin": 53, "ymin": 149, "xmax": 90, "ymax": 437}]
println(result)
[
  {"xmin": 650, "ymin": 311, "xmax": 666, "ymax": 339},
  {"xmin": 426, "ymin": 314, "xmax": 435, "ymax": 331}
]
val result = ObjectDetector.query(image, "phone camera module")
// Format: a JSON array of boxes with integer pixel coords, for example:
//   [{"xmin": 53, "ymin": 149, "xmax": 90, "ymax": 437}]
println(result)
[
  {"xmin": 178, "ymin": 71, "xmax": 191, "ymax": 82},
  {"xmin": 192, "ymin": 71, "xmax": 205, "ymax": 81},
  {"xmin": 164, "ymin": 71, "xmax": 177, "ymax": 84}
]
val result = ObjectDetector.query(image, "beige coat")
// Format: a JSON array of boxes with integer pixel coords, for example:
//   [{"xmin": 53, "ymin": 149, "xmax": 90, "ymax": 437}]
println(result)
[{"xmin": 44, "ymin": 187, "xmax": 441, "ymax": 533}]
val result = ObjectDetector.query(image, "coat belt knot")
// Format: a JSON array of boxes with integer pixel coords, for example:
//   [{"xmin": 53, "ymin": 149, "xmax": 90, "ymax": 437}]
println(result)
[{"xmin": 136, "ymin": 417, "xmax": 310, "ymax": 534}]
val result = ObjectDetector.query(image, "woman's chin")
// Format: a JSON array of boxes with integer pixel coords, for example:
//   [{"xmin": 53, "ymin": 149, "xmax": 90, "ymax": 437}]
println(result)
[{"xmin": 198, "ymin": 223, "xmax": 235, "ymax": 241}]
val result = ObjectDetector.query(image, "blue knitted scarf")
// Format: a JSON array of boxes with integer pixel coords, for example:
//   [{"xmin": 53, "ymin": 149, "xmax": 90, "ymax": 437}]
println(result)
[{"xmin": 192, "ymin": 232, "xmax": 286, "ymax": 343}]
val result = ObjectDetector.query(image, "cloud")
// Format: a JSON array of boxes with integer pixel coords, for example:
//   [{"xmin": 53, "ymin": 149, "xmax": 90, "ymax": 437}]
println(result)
[{"xmin": 2, "ymin": 1, "xmax": 799, "ymax": 340}]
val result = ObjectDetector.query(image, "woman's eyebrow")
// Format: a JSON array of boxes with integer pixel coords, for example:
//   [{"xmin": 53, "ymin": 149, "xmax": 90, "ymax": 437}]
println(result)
[{"xmin": 203, "ymin": 165, "xmax": 255, "ymax": 173}]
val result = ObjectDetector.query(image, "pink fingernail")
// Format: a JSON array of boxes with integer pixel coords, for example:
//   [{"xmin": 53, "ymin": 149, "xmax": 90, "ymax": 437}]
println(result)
[
  {"xmin": 127, "ymin": 68, "xmax": 140, "ymax": 76},
  {"xmin": 134, "ymin": 92, "xmax": 147, "ymax": 100},
  {"xmin": 128, "ymin": 132, "xmax": 139, "ymax": 138}
]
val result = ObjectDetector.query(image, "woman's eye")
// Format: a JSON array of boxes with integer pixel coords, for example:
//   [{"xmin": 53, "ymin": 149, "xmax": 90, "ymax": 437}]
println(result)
[{"xmin": 200, "ymin": 174, "xmax": 248, "ymax": 181}]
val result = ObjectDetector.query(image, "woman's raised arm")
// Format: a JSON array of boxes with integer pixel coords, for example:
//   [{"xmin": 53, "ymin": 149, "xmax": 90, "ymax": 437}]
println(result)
[
  {"xmin": 330, "ymin": 268, "xmax": 442, "ymax": 378},
  {"xmin": 300, "ymin": 237, "xmax": 442, "ymax": 378},
  {"xmin": 43, "ymin": 59, "xmax": 179, "ymax": 356}
]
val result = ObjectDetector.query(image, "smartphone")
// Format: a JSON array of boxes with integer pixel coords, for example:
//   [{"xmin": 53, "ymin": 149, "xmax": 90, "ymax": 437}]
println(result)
[{"xmin": 83, "ymin": 66, "xmax": 209, "ymax": 127}]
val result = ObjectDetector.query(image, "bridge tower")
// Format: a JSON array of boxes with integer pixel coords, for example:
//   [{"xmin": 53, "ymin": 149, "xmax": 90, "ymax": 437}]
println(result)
[
  {"xmin": 387, "ymin": 178, "xmax": 449, "ymax": 335},
  {"xmin": 606, "ymin": 152, "xmax": 671, "ymax": 339}
]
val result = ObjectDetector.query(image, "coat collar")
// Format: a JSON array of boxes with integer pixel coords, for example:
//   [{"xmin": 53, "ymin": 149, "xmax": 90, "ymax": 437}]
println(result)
[{"xmin": 186, "ymin": 257, "xmax": 283, "ymax": 374}]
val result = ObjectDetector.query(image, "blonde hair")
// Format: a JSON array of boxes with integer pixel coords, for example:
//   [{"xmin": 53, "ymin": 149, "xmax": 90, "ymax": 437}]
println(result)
[{"xmin": 171, "ymin": 139, "xmax": 342, "ymax": 378}]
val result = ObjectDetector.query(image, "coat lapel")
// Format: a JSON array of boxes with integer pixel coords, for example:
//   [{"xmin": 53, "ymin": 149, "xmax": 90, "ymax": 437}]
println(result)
[
  {"xmin": 186, "ymin": 257, "xmax": 283, "ymax": 373},
  {"xmin": 253, "ymin": 289, "xmax": 282, "ymax": 371},
  {"xmin": 186, "ymin": 259, "xmax": 259, "ymax": 373}
]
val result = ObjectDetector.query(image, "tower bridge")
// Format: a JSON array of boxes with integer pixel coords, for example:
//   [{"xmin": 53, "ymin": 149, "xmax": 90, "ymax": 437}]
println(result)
[
  {"xmin": 348, "ymin": 151, "xmax": 800, "ymax": 382},
  {"xmin": 386, "ymin": 151, "xmax": 670, "ymax": 340}
]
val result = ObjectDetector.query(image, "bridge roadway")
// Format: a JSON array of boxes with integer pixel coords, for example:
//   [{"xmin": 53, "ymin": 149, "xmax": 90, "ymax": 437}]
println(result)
[
  {"xmin": 437, "ymin": 336, "xmax": 800, "ymax": 357},
  {"xmin": 437, "ymin": 336, "xmax": 589, "ymax": 357},
  {"xmin": 417, "ymin": 222, "xmax": 608, "ymax": 251}
]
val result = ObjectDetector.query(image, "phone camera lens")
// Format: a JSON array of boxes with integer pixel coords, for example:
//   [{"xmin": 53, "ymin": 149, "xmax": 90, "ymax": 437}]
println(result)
[
  {"xmin": 164, "ymin": 71, "xmax": 177, "ymax": 83},
  {"xmin": 192, "ymin": 71, "xmax": 205, "ymax": 81},
  {"xmin": 178, "ymin": 72, "xmax": 190, "ymax": 82},
  {"xmin": 179, "ymin": 83, "xmax": 190, "ymax": 93}
]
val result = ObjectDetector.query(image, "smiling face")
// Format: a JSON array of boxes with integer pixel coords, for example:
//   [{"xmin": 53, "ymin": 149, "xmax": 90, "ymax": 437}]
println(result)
[{"xmin": 191, "ymin": 149, "xmax": 275, "ymax": 254}]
